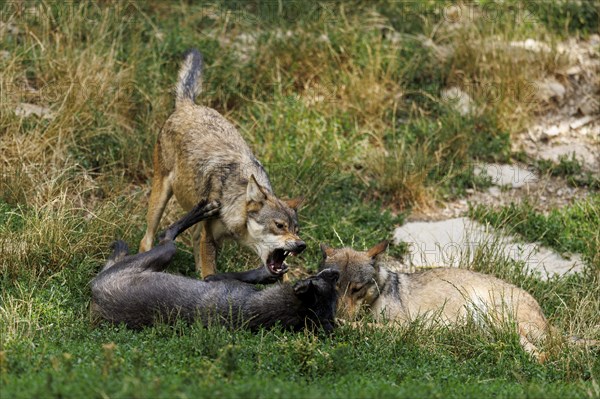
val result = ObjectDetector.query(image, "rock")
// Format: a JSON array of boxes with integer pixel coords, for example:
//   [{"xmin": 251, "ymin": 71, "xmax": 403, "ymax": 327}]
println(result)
[
  {"xmin": 542, "ymin": 121, "xmax": 571, "ymax": 139},
  {"xmin": 393, "ymin": 218, "xmax": 583, "ymax": 279},
  {"xmin": 317, "ymin": 34, "xmax": 330, "ymax": 43},
  {"xmin": 509, "ymin": 39, "xmax": 551, "ymax": 53},
  {"xmin": 570, "ymin": 115, "xmax": 597, "ymax": 130},
  {"xmin": 578, "ymin": 96, "xmax": 599, "ymax": 116},
  {"xmin": 14, "ymin": 103, "xmax": 55, "ymax": 120},
  {"xmin": 535, "ymin": 78, "xmax": 566, "ymax": 102},
  {"xmin": 0, "ymin": 50, "xmax": 9, "ymax": 61},
  {"xmin": 539, "ymin": 143, "xmax": 599, "ymax": 172},
  {"xmin": 417, "ymin": 34, "xmax": 453, "ymax": 60},
  {"xmin": 565, "ymin": 65, "xmax": 582, "ymax": 75},
  {"xmin": 0, "ymin": 21, "xmax": 20, "ymax": 35},
  {"xmin": 487, "ymin": 186, "xmax": 501, "ymax": 197},
  {"xmin": 441, "ymin": 87, "xmax": 477, "ymax": 116},
  {"xmin": 474, "ymin": 163, "xmax": 538, "ymax": 188}
]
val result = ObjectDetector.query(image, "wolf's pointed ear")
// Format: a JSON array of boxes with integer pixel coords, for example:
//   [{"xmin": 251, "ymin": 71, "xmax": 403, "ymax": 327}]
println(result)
[
  {"xmin": 317, "ymin": 268, "xmax": 339, "ymax": 284},
  {"xmin": 284, "ymin": 197, "xmax": 304, "ymax": 211},
  {"xmin": 247, "ymin": 175, "xmax": 268, "ymax": 204},
  {"xmin": 320, "ymin": 243, "xmax": 335, "ymax": 259},
  {"xmin": 293, "ymin": 279, "xmax": 314, "ymax": 296},
  {"xmin": 367, "ymin": 240, "xmax": 389, "ymax": 259}
]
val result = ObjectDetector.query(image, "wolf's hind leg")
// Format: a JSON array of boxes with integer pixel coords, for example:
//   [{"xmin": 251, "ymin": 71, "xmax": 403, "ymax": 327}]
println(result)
[
  {"xmin": 139, "ymin": 241, "xmax": 178, "ymax": 272},
  {"xmin": 101, "ymin": 240, "xmax": 130, "ymax": 272},
  {"xmin": 159, "ymin": 200, "xmax": 220, "ymax": 243},
  {"xmin": 120, "ymin": 241, "xmax": 178, "ymax": 273},
  {"xmin": 519, "ymin": 334, "xmax": 546, "ymax": 363},
  {"xmin": 519, "ymin": 324, "xmax": 547, "ymax": 363}
]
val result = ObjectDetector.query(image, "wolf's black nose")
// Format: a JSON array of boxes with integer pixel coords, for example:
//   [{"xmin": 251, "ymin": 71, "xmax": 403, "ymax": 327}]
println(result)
[{"xmin": 294, "ymin": 241, "xmax": 307, "ymax": 254}]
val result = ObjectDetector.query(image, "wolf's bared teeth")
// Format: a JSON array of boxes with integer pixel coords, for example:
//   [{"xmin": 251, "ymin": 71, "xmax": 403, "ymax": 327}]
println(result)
[{"xmin": 284, "ymin": 250, "xmax": 289, "ymax": 256}]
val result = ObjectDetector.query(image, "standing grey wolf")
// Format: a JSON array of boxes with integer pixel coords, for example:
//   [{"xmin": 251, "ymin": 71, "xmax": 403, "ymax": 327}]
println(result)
[
  {"xmin": 92, "ymin": 200, "xmax": 339, "ymax": 332},
  {"xmin": 139, "ymin": 49, "xmax": 305, "ymax": 279},
  {"xmin": 320, "ymin": 241, "xmax": 554, "ymax": 362}
]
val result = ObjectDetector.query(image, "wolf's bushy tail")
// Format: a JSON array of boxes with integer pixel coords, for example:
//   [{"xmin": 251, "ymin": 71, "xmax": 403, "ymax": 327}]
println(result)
[
  {"xmin": 175, "ymin": 49, "xmax": 203, "ymax": 106},
  {"xmin": 101, "ymin": 240, "xmax": 130, "ymax": 272}
]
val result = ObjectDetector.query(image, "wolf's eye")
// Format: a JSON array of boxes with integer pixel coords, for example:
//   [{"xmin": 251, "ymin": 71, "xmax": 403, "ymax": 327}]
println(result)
[
  {"xmin": 351, "ymin": 285, "xmax": 363, "ymax": 294},
  {"xmin": 275, "ymin": 222, "xmax": 285, "ymax": 229}
]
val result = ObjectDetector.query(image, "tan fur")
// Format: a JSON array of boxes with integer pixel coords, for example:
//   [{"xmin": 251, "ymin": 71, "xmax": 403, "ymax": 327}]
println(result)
[
  {"xmin": 321, "ymin": 242, "xmax": 551, "ymax": 362},
  {"xmin": 140, "ymin": 51, "xmax": 304, "ymax": 277}
]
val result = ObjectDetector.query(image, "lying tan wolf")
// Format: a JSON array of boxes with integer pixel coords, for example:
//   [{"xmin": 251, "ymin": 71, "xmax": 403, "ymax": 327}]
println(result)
[
  {"xmin": 320, "ymin": 240, "xmax": 583, "ymax": 363},
  {"xmin": 139, "ymin": 49, "xmax": 305, "ymax": 279}
]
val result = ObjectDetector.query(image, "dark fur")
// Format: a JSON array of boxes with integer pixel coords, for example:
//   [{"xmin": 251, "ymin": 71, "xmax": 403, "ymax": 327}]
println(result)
[{"xmin": 93, "ymin": 201, "xmax": 338, "ymax": 332}]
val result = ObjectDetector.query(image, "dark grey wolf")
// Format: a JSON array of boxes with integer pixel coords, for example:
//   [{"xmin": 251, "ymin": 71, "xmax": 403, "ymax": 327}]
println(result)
[
  {"xmin": 92, "ymin": 201, "xmax": 338, "ymax": 332},
  {"xmin": 320, "ymin": 241, "xmax": 552, "ymax": 362},
  {"xmin": 139, "ymin": 49, "xmax": 305, "ymax": 279}
]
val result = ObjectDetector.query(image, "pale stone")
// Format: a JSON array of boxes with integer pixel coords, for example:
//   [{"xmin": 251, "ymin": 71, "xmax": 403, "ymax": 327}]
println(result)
[
  {"xmin": 393, "ymin": 218, "xmax": 584, "ymax": 279},
  {"xmin": 14, "ymin": 103, "xmax": 55, "ymax": 120},
  {"xmin": 474, "ymin": 163, "xmax": 538, "ymax": 188},
  {"xmin": 509, "ymin": 39, "xmax": 551, "ymax": 53},
  {"xmin": 441, "ymin": 87, "xmax": 478, "ymax": 116}
]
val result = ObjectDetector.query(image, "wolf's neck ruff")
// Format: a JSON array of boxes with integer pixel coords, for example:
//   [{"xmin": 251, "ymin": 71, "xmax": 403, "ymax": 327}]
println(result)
[{"xmin": 366, "ymin": 267, "xmax": 401, "ymax": 307}]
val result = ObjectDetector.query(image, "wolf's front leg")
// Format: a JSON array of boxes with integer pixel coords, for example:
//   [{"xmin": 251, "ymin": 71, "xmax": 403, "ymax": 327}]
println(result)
[
  {"xmin": 108, "ymin": 241, "xmax": 178, "ymax": 273},
  {"xmin": 204, "ymin": 265, "xmax": 286, "ymax": 284},
  {"xmin": 141, "ymin": 199, "xmax": 220, "ymax": 272},
  {"xmin": 140, "ymin": 241, "xmax": 178, "ymax": 272},
  {"xmin": 196, "ymin": 222, "xmax": 218, "ymax": 277},
  {"xmin": 139, "ymin": 156, "xmax": 173, "ymax": 253}
]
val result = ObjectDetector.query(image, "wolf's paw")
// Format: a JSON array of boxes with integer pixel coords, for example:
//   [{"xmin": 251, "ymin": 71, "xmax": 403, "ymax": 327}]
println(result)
[
  {"xmin": 203, "ymin": 273, "xmax": 228, "ymax": 282},
  {"xmin": 203, "ymin": 200, "xmax": 221, "ymax": 217},
  {"xmin": 259, "ymin": 270, "xmax": 287, "ymax": 284},
  {"xmin": 189, "ymin": 199, "xmax": 220, "ymax": 218},
  {"xmin": 203, "ymin": 264, "xmax": 287, "ymax": 284}
]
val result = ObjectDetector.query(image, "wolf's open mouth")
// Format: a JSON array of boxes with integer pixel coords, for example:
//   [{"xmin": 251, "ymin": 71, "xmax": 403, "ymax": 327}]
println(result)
[{"xmin": 267, "ymin": 248, "xmax": 298, "ymax": 274}]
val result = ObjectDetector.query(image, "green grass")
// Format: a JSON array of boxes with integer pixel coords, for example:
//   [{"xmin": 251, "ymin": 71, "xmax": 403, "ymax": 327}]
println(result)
[
  {"xmin": 1, "ymin": 1, "xmax": 599, "ymax": 398},
  {"xmin": 2, "ymin": 322, "xmax": 598, "ymax": 399},
  {"xmin": 470, "ymin": 195, "xmax": 600, "ymax": 268},
  {"xmin": 536, "ymin": 155, "xmax": 600, "ymax": 190}
]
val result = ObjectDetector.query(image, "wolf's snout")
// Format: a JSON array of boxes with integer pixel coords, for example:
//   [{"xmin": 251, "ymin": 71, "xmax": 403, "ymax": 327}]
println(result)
[{"xmin": 292, "ymin": 240, "xmax": 306, "ymax": 254}]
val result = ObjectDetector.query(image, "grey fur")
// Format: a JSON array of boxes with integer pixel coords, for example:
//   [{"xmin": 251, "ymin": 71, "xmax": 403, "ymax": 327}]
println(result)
[
  {"xmin": 140, "ymin": 49, "xmax": 305, "ymax": 278},
  {"xmin": 175, "ymin": 49, "xmax": 203, "ymax": 105}
]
